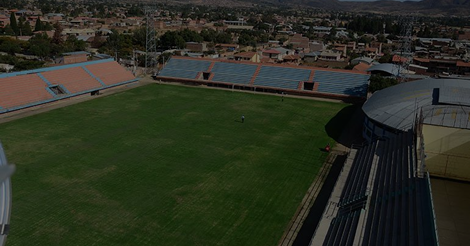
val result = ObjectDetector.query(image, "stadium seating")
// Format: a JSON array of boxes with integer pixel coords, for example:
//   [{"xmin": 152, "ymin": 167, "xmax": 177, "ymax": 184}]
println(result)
[
  {"xmin": 320, "ymin": 131, "xmax": 438, "ymax": 246},
  {"xmin": 211, "ymin": 62, "xmax": 258, "ymax": 85},
  {"xmin": 155, "ymin": 57, "xmax": 371, "ymax": 97},
  {"xmin": 314, "ymin": 70, "xmax": 370, "ymax": 97},
  {"xmin": 42, "ymin": 67, "xmax": 103, "ymax": 94},
  {"xmin": 253, "ymin": 66, "xmax": 311, "ymax": 90},
  {"xmin": 338, "ymin": 141, "xmax": 377, "ymax": 208},
  {"xmin": 0, "ymin": 74, "xmax": 53, "ymax": 109},
  {"xmin": 158, "ymin": 58, "xmax": 212, "ymax": 79},
  {"xmin": 0, "ymin": 59, "xmax": 137, "ymax": 114},
  {"xmin": 85, "ymin": 62, "xmax": 135, "ymax": 86}
]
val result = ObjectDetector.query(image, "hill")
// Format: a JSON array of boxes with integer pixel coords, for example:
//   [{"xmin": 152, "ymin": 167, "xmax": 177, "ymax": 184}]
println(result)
[{"xmin": 160, "ymin": 0, "xmax": 470, "ymax": 15}]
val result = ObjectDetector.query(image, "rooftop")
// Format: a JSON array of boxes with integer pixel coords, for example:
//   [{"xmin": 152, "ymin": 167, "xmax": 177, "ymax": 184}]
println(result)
[{"xmin": 363, "ymin": 78, "xmax": 470, "ymax": 131}]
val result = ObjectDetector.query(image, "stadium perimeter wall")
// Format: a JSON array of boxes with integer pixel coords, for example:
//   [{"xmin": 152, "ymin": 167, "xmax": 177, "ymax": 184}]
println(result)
[{"xmin": 423, "ymin": 124, "xmax": 470, "ymax": 181}]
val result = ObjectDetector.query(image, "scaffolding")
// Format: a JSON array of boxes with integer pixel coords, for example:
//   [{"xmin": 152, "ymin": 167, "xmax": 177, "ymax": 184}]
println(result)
[
  {"xmin": 396, "ymin": 16, "xmax": 415, "ymax": 82},
  {"xmin": 145, "ymin": 7, "xmax": 157, "ymax": 74}
]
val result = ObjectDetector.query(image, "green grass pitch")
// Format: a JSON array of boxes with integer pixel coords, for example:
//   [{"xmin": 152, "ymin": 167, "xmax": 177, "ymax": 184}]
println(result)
[{"xmin": 0, "ymin": 84, "xmax": 348, "ymax": 246}]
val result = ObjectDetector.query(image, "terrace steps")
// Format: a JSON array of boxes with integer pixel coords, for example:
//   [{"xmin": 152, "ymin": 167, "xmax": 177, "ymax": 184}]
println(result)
[{"xmin": 249, "ymin": 65, "xmax": 262, "ymax": 85}]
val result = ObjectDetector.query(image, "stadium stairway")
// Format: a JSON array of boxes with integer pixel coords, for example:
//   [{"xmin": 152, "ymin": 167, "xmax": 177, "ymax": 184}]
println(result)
[
  {"xmin": 249, "ymin": 65, "xmax": 262, "ymax": 86},
  {"xmin": 206, "ymin": 62, "xmax": 216, "ymax": 72},
  {"xmin": 308, "ymin": 70, "xmax": 315, "ymax": 82}
]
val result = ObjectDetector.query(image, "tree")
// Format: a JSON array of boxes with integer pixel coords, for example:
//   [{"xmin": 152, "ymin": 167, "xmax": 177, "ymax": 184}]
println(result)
[
  {"xmin": 28, "ymin": 33, "xmax": 52, "ymax": 59},
  {"xmin": 101, "ymin": 30, "xmax": 133, "ymax": 59},
  {"xmin": 368, "ymin": 75, "xmax": 398, "ymax": 93},
  {"xmin": 13, "ymin": 60, "xmax": 45, "ymax": 71},
  {"xmin": 376, "ymin": 34, "xmax": 387, "ymax": 43},
  {"xmin": 4, "ymin": 24, "xmax": 15, "ymax": 36},
  {"xmin": 379, "ymin": 54, "xmax": 392, "ymax": 63},
  {"xmin": 91, "ymin": 32, "xmax": 104, "ymax": 48},
  {"xmin": 0, "ymin": 38, "xmax": 22, "ymax": 55},
  {"xmin": 178, "ymin": 29, "xmax": 203, "ymax": 43},
  {"xmin": 21, "ymin": 19, "xmax": 33, "ymax": 36},
  {"xmin": 159, "ymin": 31, "xmax": 185, "ymax": 49},
  {"xmin": 52, "ymin": 23, "xmax": 63, "ymax": 45},
  {"xmin": 132, "ymin": 27, "xmax": 146, "ymax": 49},
  {"xmin": 34, "ymin": 18, "xmax": 43, "ymax": 32},
  {"xmin": 10, "ymin": 12, "xmax": 18, "ymax": 36},
  {"xmin": 215, "ymin": 32, "xmax": 232, "ymax": 44},
  {"xmin": 63, "ymin": 35, "xmax": 87, "ymax": 52},
  {"xmin": 44, "ymin": 22, "xmax": 53, "ymax": 31}
]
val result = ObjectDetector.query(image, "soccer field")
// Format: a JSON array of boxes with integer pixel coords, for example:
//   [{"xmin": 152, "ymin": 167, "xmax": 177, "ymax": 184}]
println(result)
[{"xmin": 0, "ymin": 84, "xmax": 348, "ymax": 246}]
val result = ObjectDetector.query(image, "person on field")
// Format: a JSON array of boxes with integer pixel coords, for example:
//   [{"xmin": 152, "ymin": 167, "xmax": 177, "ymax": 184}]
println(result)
[{"xmin": 241, "ymin": 115, "xmax": 245, "ymax": 123}]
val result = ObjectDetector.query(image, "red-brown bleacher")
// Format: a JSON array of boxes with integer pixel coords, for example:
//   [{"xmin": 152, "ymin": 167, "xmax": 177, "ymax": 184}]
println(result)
[
  {"xmin": 0, "ymin": 74, "xmax": 52, "ymax": 109},
  {"xmin": 41, "ymin": 67, "xmax": 102, "ymax": 94},
  {"xmin": 0, "ymin": 59, "xmax": 137, "ymax": 113},
  {"xmin": 85, "ymin": 62, "xmax": 135, "ymax": 86}
]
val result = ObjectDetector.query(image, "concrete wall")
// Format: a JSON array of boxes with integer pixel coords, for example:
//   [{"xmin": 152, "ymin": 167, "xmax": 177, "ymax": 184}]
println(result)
[{"xmin": 423, "ymin": 124, "xmax": 470, "ymax": 181}]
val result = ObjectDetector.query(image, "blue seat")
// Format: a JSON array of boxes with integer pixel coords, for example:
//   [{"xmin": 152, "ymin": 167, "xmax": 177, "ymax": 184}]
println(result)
[
  {"xmin": 211, "ymin": 62, "xmax": 258, "ymax": 85},
  {"xmin": 253, "ymin": 66, "xmax": 310, "ymax": 90},
  {"xmin": 314, "ymin": 70, "xmax": 370, "ymax": 97},
  {"xmin": 159, "ymin": 59, "xmax": 212, "ymax": 79}
]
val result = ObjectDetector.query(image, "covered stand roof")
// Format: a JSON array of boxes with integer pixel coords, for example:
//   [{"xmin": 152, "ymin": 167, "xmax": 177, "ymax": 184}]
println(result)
[
  {"xmin": 366, "ymin": 63, "xmax": 402, "ymax": 77},
  {"xmin": 0, "ymin": 142, "xmax": 13, "ymax": 246},
  {"xmin": 363, "ymin": 78, "xmax": 470, "ymax": 131}
]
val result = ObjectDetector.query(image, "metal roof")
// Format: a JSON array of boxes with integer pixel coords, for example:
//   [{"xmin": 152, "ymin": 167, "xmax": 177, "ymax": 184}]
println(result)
[
  {"xmin": 0, "ymin": 142, "xmax": 13, "ymax": 246},
  {"xmin": 352, "ymin": 56, "xmax": 375, "ymax": 65},
  {"xmin": 367, "ymin": 63, "xmax": 402, "ymax": 76},
  {"xmin": 363, "ymin": 78, "xmax": 470, "ymax": 131},
  {"xmin": 438, "ymin": 87, "xmax": 470, "ymax": 107}
]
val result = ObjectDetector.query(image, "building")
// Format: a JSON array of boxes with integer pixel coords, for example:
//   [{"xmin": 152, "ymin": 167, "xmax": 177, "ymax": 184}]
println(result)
[
  {"xmin": 56, "ymin": 51, "xmax": 90, "ymax": 65},
  {"xmin": 362, "ymin": 78, "xmax": 470, "ymax": 181},
  {"xmin": 186, "ymin": 42, "xmax": 207, "ymax": 53},
  {"xmin": 233, "ymin": 52, "xmax": 260, "ymax": 63},
  {"xmin": 289, "ymin": 34, "xmax": 310, "ymax": 51},
  {"xmin": 413, "ymin": 57, "xmax": 470, "ymax": 75},
  {"xmin": 319, "ymin": 51, "xmax": 343, "ymax": 62}
]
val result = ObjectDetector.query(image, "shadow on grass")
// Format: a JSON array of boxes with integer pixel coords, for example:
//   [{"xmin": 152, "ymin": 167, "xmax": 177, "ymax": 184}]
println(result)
[
  {"xmin": 291, "ymin": 154, "xmax": 347, "ymax": 246},
  {"xmin": 324, "ymin": 104, "xmax": 364, "ymax": 148}
]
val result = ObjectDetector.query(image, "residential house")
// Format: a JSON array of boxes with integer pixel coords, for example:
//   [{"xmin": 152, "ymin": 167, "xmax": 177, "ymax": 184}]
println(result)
[
  {"xmin": 303, "ymin": 51, "xmax": 321, "ymax": 63},
  {"xmin": 186, "ymin": 42, "xmax": 207, "ymax": 53},
  {"xmin": 289, "ymin": 34, "xmax": 310, "ymax": 52},
  {"xmin": 319, "ymin": 51, "xmax": 343, "ymax": 61},
  {"xmin": 233, "ymin": 52, "xmax": 260, "ymax": 63},
  {"xmin": 309, "ymin": 41, "xmax": 324, "ymax": 52},
  {"xmin": 262, "ymin": 49, "xmax": 282, "ymax": 61}
]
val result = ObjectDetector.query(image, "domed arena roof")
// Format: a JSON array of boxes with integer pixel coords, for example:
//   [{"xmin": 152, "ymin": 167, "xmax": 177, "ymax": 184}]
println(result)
[{"xmin": 363, "ymin": 78, "xmax": 470, "ymax": 131}]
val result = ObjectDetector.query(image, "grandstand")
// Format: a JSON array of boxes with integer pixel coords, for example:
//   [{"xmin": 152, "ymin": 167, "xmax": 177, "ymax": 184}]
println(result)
[
  {"xmin": 311, "ymin": 131, "xmax": 438, "ymax": 246},
  {"xmin": 0, "ymin": 59, "xmax": 138, "ymax": 114},
  {"xmin": 158, "ymin": 58, "xmax": 212, "ymax": 80},
  {"xmin": 156, "ymin": 57, "xmax": 370, "ymax": 101},
  {"xmin": 307, "ymin": 78, "xmax": 470, "ymax": 246},
  {"xmin": 253, "ymin": 66, "xmax": 311, "ymax": 90},
  {"xmin": 362, "ymin": 78, "xmax": 470, "ymax": 181},
  {"xmin": 211, "ymin": 62, "xmax": 258, "ymax": 85}
]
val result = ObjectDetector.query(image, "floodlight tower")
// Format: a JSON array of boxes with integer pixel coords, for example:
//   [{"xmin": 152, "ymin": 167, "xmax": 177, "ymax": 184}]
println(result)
[
  {"xmin": 396, "ymin": 16, "xmax": 415, "ymax": 82},
  {"xmin": 145, "ymin": 7, "xmax": 157, "ymax": 75}
]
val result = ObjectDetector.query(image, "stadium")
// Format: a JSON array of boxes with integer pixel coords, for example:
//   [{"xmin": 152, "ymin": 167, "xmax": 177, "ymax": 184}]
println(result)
[{"xmin": 0, "ymin": 57, "xmax": 468, "ymax": 246}]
